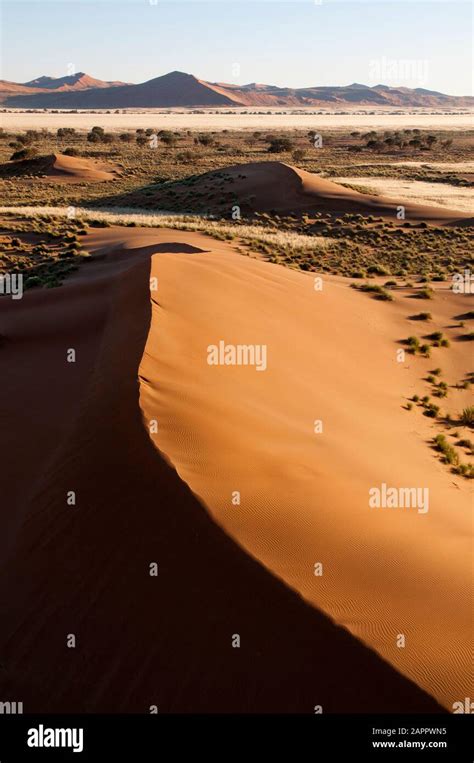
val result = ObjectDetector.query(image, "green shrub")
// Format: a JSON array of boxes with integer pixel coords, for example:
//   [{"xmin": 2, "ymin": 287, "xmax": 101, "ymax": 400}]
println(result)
[
  {"xmin": 354, "ymin": 283, "xmax": 393, "ymax": 301},
  {"xmin": 10, "ymin": 146, "xmax": 37, "ymax": 161},
  {"xmin": 413, "ymin": 286, "xmax": 433, "ymax": 299},
  {"xmin": 433, "ymin": 434, "xmax": 459, "ymax": 465},
  {"xmin": 459, "ymin": 406, "xmax": 474, "ymax": 427},
  {"xmin": 453, "ymin": 463, "xmax": 474, "ymax": 479},
  {"xmin": 405, "ymin": 336, "xmax": 420, "ymax": 352},
  {"xmin": 367, "ymin": 265, "xmax": 389, "ymax": 276},
  {"xmin": 433, "ymin": 382, "xmax": 448, "ymax": 398},
  {"xmin": 268, "ymin": 137, "xmax": 294, "ymax": 153},
  {"xmin": 424, "ymin": 403, "xmax": 439, "ymax": 418}
]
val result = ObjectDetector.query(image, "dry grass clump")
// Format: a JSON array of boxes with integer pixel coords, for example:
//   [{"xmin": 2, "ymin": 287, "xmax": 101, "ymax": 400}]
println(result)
[{"xmin": 0, "ymin": 213, "xmax": 90, "ymax": 289}]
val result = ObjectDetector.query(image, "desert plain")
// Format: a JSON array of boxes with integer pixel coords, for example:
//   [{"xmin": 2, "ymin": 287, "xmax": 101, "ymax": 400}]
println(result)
[{"xmin": 0, "ymin": 109, "xmax": 472, "ymax": 714}]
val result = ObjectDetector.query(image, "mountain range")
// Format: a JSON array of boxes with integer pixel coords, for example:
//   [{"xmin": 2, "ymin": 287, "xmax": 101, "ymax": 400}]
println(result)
[{"xmin": 1, "ymin": 70, "xmax": 472, "ymax": 109}]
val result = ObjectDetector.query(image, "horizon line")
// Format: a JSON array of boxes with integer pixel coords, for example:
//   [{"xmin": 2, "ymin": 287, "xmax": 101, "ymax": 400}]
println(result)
[{"xmin": 2, "ymin": 69, "xmax": 471, "ymax": 99}]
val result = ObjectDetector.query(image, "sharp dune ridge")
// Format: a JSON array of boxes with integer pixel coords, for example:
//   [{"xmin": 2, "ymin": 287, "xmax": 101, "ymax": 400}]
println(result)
[{"xmin": 0, "ymin": 226, "xmax": 457, "ymax": 713}]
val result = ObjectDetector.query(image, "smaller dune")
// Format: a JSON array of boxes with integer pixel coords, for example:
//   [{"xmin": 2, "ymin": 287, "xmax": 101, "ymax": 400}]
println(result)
[
  {"xmin": 47, "ymin": 153, "xmax": 119, "ymax": 182},
  {"xmin": 1, "ymin": 152, "xmax": 119, "ymax": 183}
]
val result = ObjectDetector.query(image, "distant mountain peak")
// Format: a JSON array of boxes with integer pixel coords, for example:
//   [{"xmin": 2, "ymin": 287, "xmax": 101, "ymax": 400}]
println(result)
[
  {"xmin": 19, "ymin": 72, "xmax": 128, "ymax": 93},
  {"xmin": 25, "ymin": 75, "xmax": 54, "ymax": 85},
  {"xmin": 165, "ymin": 70, "xmax": 194, "ymax": 79},
  {"xmin": 2, "ymin": 71, "xmax": 471, "ymax": 108},
  {"xmin": 25, "ymin": 72, "xmax": 87, "ymax": 86},
  {"xmin": 347, "ymin": 83, "xmax": 371, "ymax": 90}
]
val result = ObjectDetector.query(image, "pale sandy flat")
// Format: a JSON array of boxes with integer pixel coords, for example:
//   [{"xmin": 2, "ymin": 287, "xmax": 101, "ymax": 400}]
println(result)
[
  {"xmin": 335, "ymin": 176, "xmax": 474, "ymax": 213},
  {"xmin": 390, "ymin": 161, "xmax": 474, "ymax": 172},
  {"xmin": 2, "ymin": 111, "xmax": 473, "ymax": 132}
]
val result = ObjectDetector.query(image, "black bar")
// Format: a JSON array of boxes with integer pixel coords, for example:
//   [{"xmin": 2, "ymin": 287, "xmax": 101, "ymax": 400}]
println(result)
[{"xmin": 0, "ymin": 714, "xmax": 472, "ymax": 760}]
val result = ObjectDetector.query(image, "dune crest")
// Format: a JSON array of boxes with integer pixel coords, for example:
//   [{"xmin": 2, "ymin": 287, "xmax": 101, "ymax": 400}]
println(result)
[{"xmin": 49, "ymin": 153, "xmax": 119, "ymax": 182}]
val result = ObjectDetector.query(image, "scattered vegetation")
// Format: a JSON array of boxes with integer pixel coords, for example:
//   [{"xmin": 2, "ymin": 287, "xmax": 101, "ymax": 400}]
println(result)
[
  {"xmin": 0, "ymin": 127, "xmax": 471, "ymax": 278},
  {"xmin": 412, "ymin": 286, "xmax": 434, "ymax": 300},
  {"xmin": 433, "ymin": 434, "xmax": 473, "ymax": 478},
  {"xmin": 350, "ymin": 282, "xmax": 393, "ymax": 301},
  {"xmin": 433, "ymin": 434, "xmax": 459, "ymax": 465},
  {"xmin": 0, "ymin": 214, "xmax": 89, "ymax": 289}
]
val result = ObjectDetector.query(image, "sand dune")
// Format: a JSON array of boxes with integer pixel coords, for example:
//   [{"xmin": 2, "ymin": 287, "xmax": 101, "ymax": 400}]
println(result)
[
  {"xmin": 137, "ymin": 235, "xmax": 472, "ymax": 710},
  {"xmin": 48, "ymin": 153, "xmax": 119, "ymax": 182},
  {"xmin": 0, "ymin": 225, "xmax": 448, "ymax": 713},
  {"xmin": 1, "ymin": 153, "xmax": 119, "ymax": 183},
  {"xmin": 142, "ymin": 161, "xmax": 470, "ymax": 223}
]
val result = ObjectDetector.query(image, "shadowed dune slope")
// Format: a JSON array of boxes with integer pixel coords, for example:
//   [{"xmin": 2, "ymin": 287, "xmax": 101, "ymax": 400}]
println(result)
[{"xmin": 0, "ymin": 227, "xmax": 445, "ymax": 713}]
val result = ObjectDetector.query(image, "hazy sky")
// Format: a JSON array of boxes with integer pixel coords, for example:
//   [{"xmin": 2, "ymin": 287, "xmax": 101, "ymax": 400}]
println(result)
[{"xmin": 1, "ymin": 1, "xmax": 472, "ymax": 95}]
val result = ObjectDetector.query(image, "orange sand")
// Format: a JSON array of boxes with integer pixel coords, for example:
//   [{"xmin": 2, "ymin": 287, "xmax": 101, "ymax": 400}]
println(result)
[
  {"xmin": 139, "ymin": 238, "xmax": 472, "ymax": 710},
  {"xmin": 0, "ymin": 224, "xmax": 470, "ymax": 712}
]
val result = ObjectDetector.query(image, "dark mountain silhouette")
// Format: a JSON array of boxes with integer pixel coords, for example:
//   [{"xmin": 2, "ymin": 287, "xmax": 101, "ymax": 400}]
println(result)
[
  {"xmin": 22, "ymin": 72, "xmax": 127, "ymax": 90},
  {"xmin": 3, "ymin": 70, "xmax": 472, "ymax": 108},
  {"xmin": 0, "ymin": 72, "xmax": 127, "ymax": 102}
]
